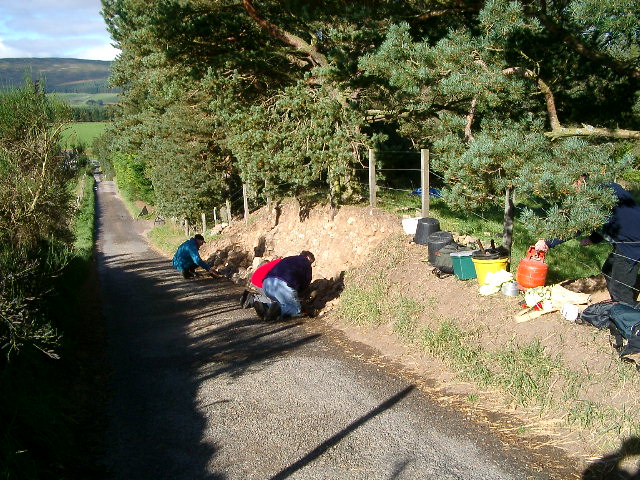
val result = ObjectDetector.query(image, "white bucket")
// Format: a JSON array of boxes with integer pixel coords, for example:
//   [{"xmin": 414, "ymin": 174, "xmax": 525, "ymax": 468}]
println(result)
[{"xmin": 402, "ymin": 217, "xmax": 420, "ymax": 235}]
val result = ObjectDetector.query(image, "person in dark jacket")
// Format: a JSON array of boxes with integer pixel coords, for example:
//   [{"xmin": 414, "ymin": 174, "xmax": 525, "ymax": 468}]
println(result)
[
  {"xmin": 536, "ymin": 181, "xmax": 640, "ymax": 306},
  {"xmin": 262, "ymin": 251, "xmax": 315, "ymax": 321},
  {"xmin": 172, "ymin": 234, "xmax": 214, "ymax": 279}
]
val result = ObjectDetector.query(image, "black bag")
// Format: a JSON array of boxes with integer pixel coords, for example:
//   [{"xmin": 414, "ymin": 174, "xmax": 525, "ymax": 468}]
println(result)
[
  {"xmin": 609, "ymin": 303, "xmax": 640, "ymax": 339},
  {"xmin": 580, "ymin": 301, "xmax": 640, "ymax": 358},
  {"xmin": 432, "ymin": 243, "xmax": 467, "ymax": 275},
  {"xmin": 580, "ymin": 301, "xmax": 616, "ymax": 329}
]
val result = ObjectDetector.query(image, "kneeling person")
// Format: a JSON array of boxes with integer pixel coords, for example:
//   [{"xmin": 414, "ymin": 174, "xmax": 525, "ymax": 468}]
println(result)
[
  {"xmin": 172, "ymin": 234, "xmax": 213, "ymax": 279},
  {"xmin": 262, "ymin": 251, "xmax": 314, "ymax": 321}
]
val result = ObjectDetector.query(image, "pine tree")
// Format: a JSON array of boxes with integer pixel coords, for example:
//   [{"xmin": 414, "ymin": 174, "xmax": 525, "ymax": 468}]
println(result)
[{"xmin": 359, "ymin": 1, "xmax": 639, "ymax": 252}]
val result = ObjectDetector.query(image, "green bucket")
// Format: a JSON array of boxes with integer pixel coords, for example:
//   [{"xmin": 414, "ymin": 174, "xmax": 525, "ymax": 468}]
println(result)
[{"xmin": 450, "ymin": 251, "xmax": 476, "ymax": 280}]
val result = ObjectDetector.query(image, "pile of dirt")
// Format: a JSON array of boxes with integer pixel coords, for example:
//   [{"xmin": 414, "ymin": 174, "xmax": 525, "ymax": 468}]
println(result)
[
  {"xmin": 201, "ymin": 200, "xmax": 401, "ymax": 311},
  {"xmin": 199, "ymin": 198, "xmax": 639, "ymax": 467}
]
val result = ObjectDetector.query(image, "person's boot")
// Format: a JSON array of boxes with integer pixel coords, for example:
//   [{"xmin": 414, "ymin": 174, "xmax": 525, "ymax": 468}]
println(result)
[
  {"xmin": 239, "ymin": 290, "xmax": 250, "ymax": 307},
  {"xmin": 264, "ymin": 302, "xmax": 281, "ymax": 322},
  {"xmin": 254, "ymin": 302, "xmax": 267, "ymax": 319},
  {"xmin": 182, "ymin": 269, "xmax": 195, "ymax": 279},
  {"xmin": 243, "ymin": 293, "xmax": 255, "ymax": 309}
]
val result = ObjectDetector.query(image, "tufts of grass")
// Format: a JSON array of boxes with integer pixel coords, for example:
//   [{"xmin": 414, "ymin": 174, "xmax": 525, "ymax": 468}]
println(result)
[
  {"xmin": 336, "ymin": 274, "xmax": 388, "ymax": 326},
  {"xmin": 419, "ymin": 322, "xmax": 562, "ymax": 407},
  {"xmin": 73, "ymin": 174, "xmax": 96, "ymax": 257},
  {"xmin": 419, "ymin": 321, "xmax": 494, "ymax": 384},
  {"xmin": 391, "ymin": 295, "xmax": 424, "ymax": 341},
  {"xmin": 488, "ymin": 340, "xmax": 561, "ymax": 407},
  {"xmin": 567, "ymin": 401, "xmax": 615, "ymax": 431}
]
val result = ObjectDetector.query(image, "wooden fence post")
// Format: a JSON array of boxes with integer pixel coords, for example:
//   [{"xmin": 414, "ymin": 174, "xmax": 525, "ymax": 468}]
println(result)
[
  {"xmin": 242, "ymin": 184, "xmax": 249, "ymax": 222},
  {"xmin": 201, "ymin": 212, "xmax": 206, "ymax": 233},
  {"xmin": 369, "ymin": 148, "xmax": 377, "ymax": 208},
  {"xmin": 226, "ymin": 199, "xmax": 232, "ymax": 225},
  {"xmin": 421, "ymin": 148, "xmax": 430, "ymax": 218},
  {"xmin": 265, "ymin": 179, "xmax": 272, "ymax": 213},
  {"xmin": 213, "ymin": 207, "xmax": 218, "ymax": 225},
  {"xmin": 184, "ymin": 218, "xmax": 190, "ymax": 237}
]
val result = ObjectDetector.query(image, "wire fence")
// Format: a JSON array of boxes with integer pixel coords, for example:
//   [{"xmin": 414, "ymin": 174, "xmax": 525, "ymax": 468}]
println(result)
[
  {"xmin": 177, "ymin": 147, "xmax": 639, "ymax": 298},
  {"xmin": 197, "ymin": 148, "xmax": 499, "ymax": 229}
]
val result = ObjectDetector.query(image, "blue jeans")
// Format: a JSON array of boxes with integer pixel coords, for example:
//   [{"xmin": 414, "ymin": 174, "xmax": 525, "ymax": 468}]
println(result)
[{"xmin": 262, "ymin": 277, "xmax": 301, "ymax": 317}]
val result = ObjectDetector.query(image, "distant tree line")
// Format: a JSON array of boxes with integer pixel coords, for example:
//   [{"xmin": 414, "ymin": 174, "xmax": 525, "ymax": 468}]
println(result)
[
  {"xmin": 51, "ymin": 79, "xmax": 120, "ymax": 95},
  {"xmin": 71, "ymin": 103, "xmax": 117, "ymax": 122},
  {"xmin": 98, "ymin": 0, "xmax": 639, "ymax": 250}
]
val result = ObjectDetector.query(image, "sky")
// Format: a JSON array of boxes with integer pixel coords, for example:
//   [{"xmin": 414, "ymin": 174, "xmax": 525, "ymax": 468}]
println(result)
[{"xmin": 0, "ymin": 1, "xmax": 120, "ymax": 61}]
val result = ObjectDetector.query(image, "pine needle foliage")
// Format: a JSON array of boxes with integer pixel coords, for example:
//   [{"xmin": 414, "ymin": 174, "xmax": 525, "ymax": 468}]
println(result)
[{"xmin": 99, "ymin": 0, "xmax": 639, "ymax": 246}]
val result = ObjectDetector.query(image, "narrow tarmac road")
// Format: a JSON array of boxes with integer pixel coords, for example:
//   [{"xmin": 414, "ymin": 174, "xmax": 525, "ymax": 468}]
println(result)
[{"xmin": 95, "ymin": 179, "xmax": 572, "ymax": 480}]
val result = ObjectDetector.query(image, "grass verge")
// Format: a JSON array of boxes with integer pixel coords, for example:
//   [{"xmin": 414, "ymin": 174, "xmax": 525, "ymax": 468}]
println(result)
[
  {"xmin": 336, "ymin": 231, "xmax": 640, "ymax": 456},
  {"xmin": 340, "ymin": 291, "xmax": 640, "ymax": 453},
  {"xmin": 1, "ymin": 170, "xmax": 107, "ymax": 479}
]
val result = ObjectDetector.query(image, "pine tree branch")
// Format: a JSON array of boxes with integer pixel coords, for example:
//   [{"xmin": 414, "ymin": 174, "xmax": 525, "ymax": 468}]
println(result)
[
  {"xmin": 241, "ymin": 0, "xmax": 329, "ymax": 68},
  {"xmin": 528, "ymin": 7, "xmax": 640, "ymax": 80},
  {"xmin": 544, "ymin": 125, "xmax": 640, "ymax": 140},
  {"xmin": 502, "ymin": 66, "xmax": 640, "ymax": 139},
  {"xmin": 502, "ymin": 67, "xmax": 560, "ymax": 130},
  {"xmin": 409, "ymin": 3, "xmax": 483, "ymax": 22},
  {"xmin": 464, "ymin": 97, "xmax": 477, "ymax": 142}
]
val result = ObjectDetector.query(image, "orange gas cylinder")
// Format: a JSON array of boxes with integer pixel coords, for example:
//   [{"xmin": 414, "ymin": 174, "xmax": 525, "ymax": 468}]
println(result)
[{"xmin": 516, "ymin": 246, "xmax": 548, "ymax": 289}]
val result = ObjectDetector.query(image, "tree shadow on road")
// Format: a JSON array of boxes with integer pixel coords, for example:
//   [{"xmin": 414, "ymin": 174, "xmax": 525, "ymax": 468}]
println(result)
[
  {"xmin": 268, "ymin": 385, "xmax": 416, "ymax": 480},
  {"xmin": 96, "ymin": 252, "xmax": 322, "ymax": 480}
]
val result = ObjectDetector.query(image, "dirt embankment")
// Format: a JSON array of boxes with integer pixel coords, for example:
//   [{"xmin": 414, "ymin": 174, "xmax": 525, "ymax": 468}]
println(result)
[{"xmin": 199, "ymin": 198, "xmax": 640, "ymax": 470}]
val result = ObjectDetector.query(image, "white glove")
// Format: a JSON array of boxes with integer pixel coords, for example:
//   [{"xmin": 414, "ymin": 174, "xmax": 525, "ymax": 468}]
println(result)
[{"xmin": 534, "ymin": 239, "xmax": 549, "ymax": 252}]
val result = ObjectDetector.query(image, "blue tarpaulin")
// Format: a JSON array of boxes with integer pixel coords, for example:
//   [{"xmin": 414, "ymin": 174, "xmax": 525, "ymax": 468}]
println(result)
[{"xmin": 411, "ymin": 187, "xmax": 441, "ymax": 198}]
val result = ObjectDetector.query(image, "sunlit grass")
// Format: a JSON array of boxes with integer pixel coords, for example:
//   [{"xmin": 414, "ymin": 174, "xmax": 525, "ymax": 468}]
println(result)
[
  {"xmin": 336, "ymin": 275, "xmax": 388, "ymax": 326},
  {"xmin": 147, "ymin": 223, "xmax": 189, "ymax": 257}
]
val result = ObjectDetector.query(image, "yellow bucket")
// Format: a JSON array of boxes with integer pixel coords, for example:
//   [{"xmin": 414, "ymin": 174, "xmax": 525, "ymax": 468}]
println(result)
[{"xmin": 471, "ymin": 257, "xmax": 509, "ymax": 286}]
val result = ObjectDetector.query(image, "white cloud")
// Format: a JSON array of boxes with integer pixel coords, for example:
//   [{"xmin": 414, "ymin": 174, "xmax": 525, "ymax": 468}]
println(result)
[
  {"xmin": 76, "ymin": 43, "xmax": 120, "ymax": 62},
  {"xmin": 0, "ymin": 2, "xmax": 116, "ymax": 60},
  {"xmin": 0, "ymin": 38, "xmax": 27, "ymax": 58}
]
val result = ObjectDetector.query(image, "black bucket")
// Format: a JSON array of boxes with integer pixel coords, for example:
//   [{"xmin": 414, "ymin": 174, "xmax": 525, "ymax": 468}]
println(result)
[
  {"xmin": 427, "ymin": 231, "xmax": 454, "ymax": 264},
  {"xmin": 471, "ymin": 246, "xmax": 509, "ymax": 260},
  {"xmin": 413, "ymin": 217, "xmax": 440, "ymax": 245}
]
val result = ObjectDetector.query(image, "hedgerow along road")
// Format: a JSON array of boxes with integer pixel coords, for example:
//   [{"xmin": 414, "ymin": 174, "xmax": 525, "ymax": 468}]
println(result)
[{"xmin": 94, "ymin": 177, "xmax": 574, "ymax": 480}]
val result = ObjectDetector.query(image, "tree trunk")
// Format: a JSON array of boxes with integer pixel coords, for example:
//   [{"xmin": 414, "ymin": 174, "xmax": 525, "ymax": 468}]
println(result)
[{"xmin": 502, "ymin": 186, "xmax": 514, "ymax": 258}]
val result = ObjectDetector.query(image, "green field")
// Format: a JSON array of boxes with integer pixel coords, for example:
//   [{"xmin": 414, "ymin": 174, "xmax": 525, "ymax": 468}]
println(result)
[
  {"xmin": 50, "ymin": 92, "xmax": 120, "ymax": 106},
  {"xmin": 60, "ymin": 122, "xmax": 110, "ymax": 149}
]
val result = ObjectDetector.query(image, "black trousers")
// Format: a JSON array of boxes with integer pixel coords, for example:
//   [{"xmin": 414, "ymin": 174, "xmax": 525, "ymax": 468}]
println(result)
[
  {"xmin": 602, "ymin": 249, "xmax": 640, "ymax": 306},
  {"xmin": 182, "ymin": 266, "xmax": 197, "ymax": 278}
]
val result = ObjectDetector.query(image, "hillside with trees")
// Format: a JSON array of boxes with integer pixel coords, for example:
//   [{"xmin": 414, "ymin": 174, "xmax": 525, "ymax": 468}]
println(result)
[
  {"xmin": 97, "ymin": 0, "xmax": 639, "ymax": 252},
  {"xmin": 0, "ymin": 58, "xmax": 116, "ymax": 93},
  {"xmin": 0, "ymin": 58, "xmax": 119, "ymax": 121}
]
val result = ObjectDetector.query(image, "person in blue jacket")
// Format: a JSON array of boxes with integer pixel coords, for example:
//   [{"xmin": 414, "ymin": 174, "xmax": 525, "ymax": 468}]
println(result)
[
  {"xmin": 262, "ymin": 251, "xmax": 315, "ymax": 321},
  {"xmin": 172, "ymin": 234, "xmax": 214, "ymax": 279},
  {"xmin": 536, "ymin": 180, "xmax": 640, "ymax": 306}
]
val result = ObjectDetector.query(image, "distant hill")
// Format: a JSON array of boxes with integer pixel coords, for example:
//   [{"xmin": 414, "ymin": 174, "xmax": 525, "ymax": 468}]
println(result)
[{"xmin": 0, "ymin": 58, "xmax": 119, "ymax": 94}]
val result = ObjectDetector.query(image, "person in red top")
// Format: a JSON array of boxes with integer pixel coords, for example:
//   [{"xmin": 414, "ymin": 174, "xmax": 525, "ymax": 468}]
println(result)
[{"xmin": 251, "ymin": 258, "xmax": 282, "ymax": 289}]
